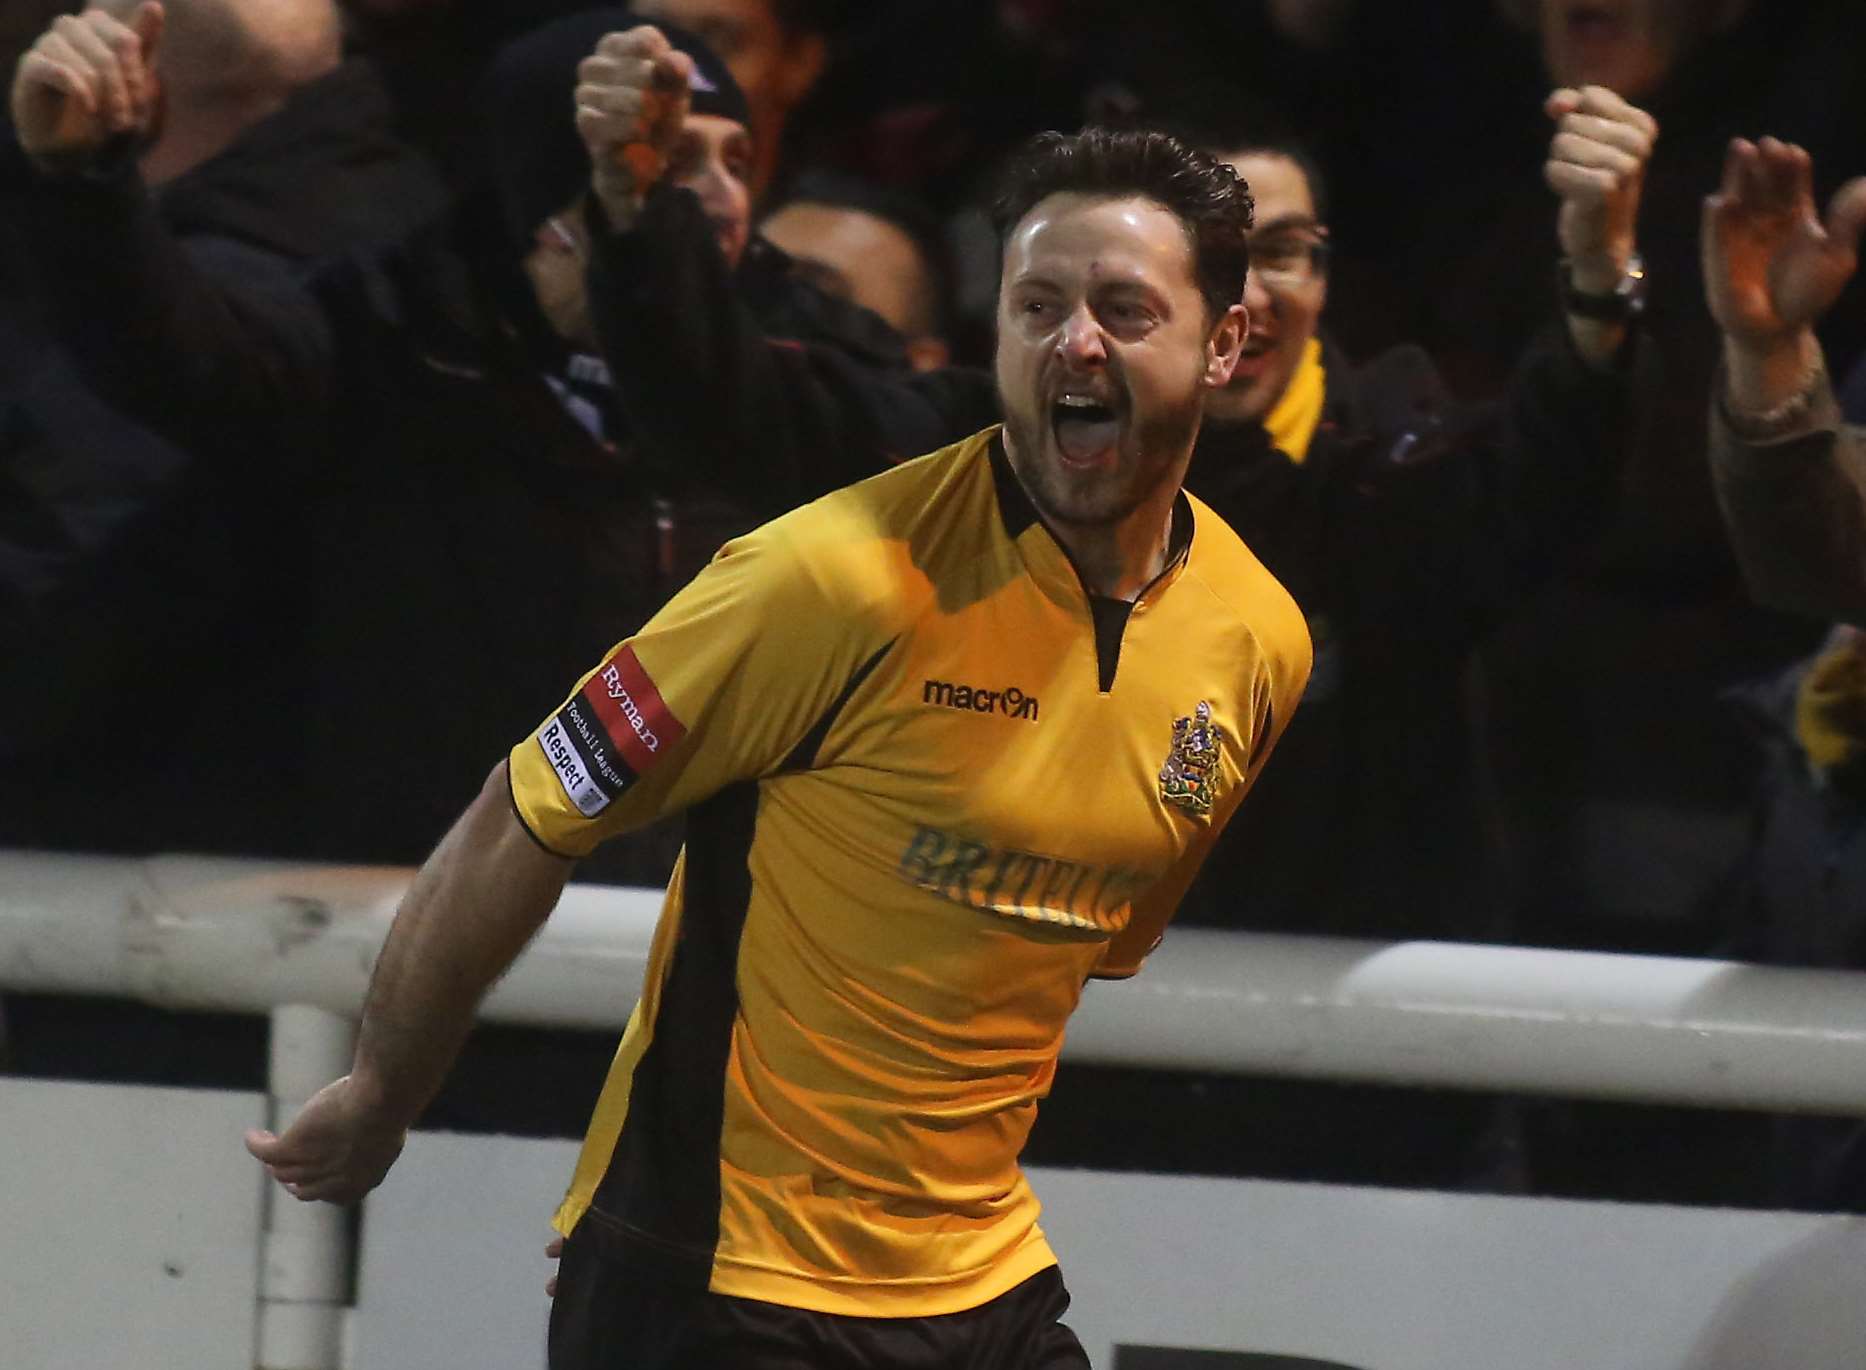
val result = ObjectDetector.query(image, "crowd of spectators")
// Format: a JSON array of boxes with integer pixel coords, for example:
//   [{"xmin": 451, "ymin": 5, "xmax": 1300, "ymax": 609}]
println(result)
[{"xmin": 5, "ymin": 0, "xmax": 1866, "ymax": 1212}]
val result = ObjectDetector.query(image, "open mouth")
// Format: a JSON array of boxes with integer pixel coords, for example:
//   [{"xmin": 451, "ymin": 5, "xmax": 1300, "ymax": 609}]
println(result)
[
  {"xmin": 1231, "ymin": 336, "xmax": 1277, "ymax": 380},
  {"xmin": 1051, "ymin": 395, "xmax": 1121, "ymax": 465}
]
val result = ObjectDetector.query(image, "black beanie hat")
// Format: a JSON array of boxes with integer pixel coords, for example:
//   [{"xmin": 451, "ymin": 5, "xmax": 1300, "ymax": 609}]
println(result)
[{"xmin": 485, "ymin": 7, "xmax": 750, "ymax": 252}]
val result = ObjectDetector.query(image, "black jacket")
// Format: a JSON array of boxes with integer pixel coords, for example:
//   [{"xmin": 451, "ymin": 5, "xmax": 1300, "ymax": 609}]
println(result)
[
  {"xmin": 1180, "ymin": 334, "xmax": 1634, "ymax": 938},
  {"xmin": 0, "ymin": 60, "xmax": 448, "ymax": 855},
  {"xmin": 587, "ymin": 185, "xmax": 1000, "ymax": 506},
  {"xmin": 2, "ymin": 122, "xmax": 972, "ymax": 871}
]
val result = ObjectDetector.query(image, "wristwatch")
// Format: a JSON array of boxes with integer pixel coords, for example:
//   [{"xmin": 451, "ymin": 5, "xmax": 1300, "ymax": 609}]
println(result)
[{"xmin": 1560, "ymin": 253, "xmax": 1647, "ymax": 322}]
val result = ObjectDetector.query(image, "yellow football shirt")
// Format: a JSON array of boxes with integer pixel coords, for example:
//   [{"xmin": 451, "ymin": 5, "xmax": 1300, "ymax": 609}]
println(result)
[{"xmin": 509, "ymin": 428, "xmax": 1311, "ymax": 1316}]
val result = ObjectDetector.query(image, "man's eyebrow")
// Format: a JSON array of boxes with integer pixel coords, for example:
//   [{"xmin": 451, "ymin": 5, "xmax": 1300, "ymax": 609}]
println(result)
[
  {"xmin": 1096, "ymin": 277, "xmax": 1167, "ymax": 302},
  {"xmin": 1251, "ymin": 213, "xmax": 1325, "ymax": 236}
]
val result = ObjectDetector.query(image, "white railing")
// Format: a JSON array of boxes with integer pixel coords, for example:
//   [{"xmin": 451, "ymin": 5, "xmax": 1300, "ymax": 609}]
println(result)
[
  {"xmin": 6, "ymin": 846, "xmax": 1866, "ymax": 1368},
  {"xmin": 7, "ymin": 848, "xmax": 1866, "ymax": 1114}
]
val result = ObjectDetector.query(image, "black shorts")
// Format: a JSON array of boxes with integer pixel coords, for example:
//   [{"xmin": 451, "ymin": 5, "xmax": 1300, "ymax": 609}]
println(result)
[{"xmin": 548, "ymin": 1210, "xmax": 1091, "ymax": 1370}]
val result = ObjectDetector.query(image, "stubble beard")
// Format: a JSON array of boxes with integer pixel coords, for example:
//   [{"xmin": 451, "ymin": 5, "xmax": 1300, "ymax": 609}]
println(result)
[{"xmin": 1001, "ymin": 385, "xmax": 1206, "ymax": 533}]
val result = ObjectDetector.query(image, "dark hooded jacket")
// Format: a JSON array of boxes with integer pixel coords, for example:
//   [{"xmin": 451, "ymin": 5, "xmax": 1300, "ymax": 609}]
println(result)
[
  {"xmin": 0, "ymin": 57, "xmax": 448, "ymax": 855},
  {"xmin": 0, "ymin": 67, "xmax": 974, "ymax": 875}
]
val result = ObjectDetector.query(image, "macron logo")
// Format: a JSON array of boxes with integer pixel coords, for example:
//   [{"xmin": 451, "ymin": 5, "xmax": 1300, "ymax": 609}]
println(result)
[{"xmin": 922, "ymin": 678, "xmax": 1039, "ymax": 722}]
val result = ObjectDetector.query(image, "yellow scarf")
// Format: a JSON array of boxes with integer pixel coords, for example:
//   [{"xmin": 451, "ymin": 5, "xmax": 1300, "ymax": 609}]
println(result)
[
  {"xmin": 1796, "ymin": 629, "xmax": 1866, "ymax": 782},
  {"xmin": 1262, "ymin": 337, "xmax": 1326, "ymax": 464}
]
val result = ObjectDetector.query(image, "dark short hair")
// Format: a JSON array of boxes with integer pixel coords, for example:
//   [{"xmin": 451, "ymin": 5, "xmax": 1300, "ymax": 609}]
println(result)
[{"xmin": 990, "ymin": 127, "xmax": 1254, "ymax": 318}]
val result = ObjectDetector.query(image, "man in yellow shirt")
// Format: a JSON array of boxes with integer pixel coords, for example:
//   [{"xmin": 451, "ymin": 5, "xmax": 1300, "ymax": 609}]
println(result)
[{"xmin": 246, "ymin": 125, "xmax": 1310, "ymax": 1368}]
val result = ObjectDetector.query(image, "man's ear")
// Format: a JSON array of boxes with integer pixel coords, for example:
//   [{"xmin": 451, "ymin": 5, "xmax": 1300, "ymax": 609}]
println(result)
[
  {"xmin": 1204, "ymin": 302, "xmax": 1248, "ymax": 387},
  {"xmin": 776, "ymin": 32, "xmax": 827, "ymax": 108}
]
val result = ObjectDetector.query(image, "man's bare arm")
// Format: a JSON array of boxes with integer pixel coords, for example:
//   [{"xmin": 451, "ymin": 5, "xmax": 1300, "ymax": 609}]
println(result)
[{"xmin": 245, "ymin": 759, "xmax": 574, "ymax": 1203}]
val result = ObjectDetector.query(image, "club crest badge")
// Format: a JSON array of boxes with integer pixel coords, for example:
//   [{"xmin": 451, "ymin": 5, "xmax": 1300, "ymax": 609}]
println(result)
[{"xmin": 1159, "ymin": 701, "xmax": 1223, "ymax": 817}]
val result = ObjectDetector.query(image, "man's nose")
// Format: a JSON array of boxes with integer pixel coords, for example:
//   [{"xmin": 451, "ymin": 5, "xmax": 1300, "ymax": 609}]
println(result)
[{"xmin": 1056, "ymin": 303, "xmax": 1108, "ymax": 366}]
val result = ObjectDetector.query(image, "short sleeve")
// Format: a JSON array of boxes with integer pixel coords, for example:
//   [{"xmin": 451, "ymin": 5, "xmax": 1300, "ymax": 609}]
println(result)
[{"xmin": 508, "ymin": 524, "xmax": 878, "ymax": 857}]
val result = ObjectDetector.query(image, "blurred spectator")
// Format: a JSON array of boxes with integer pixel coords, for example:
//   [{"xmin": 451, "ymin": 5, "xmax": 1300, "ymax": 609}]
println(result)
[
  {"xmin": 630, "ymin": 0, "xmax": 854, "ymax": 198},
  {"xmin": 758, "ymin": 170, "xmax": 954, "ymax": 369},
  {"xmin": 1136, "ymin": 89, "xmax": 1652, "ymax": 948},
  {"xmin": 1, "ymin": 0, "xmax": 445, "ymax": 854},
  {"xmin": 1108, "ymin": 95, "xmax": 1655, "ymax": 1188},
  {"xmin": 1722, "ymin": 624, "xmax": 1866, "ymax": 1209},
  {"xmin": 1433, "ymin": 0, "xmax": 1866, "ymax": 394},
  {"xmin": 130, "ymin": 0, "xmax": 342, "ymax": 180},
  {"xmin": 1703, "ymin": 135, "xmax": 1866, "ymax": 627},
  {"xmin": 3, "ymin": 8, "xmax": 947, "ymax": 875},
  {"xmin": 1403, "ymin": 0, "xmax": 1866, "ymax": 968},
  {"xmin": 571, "ymin": 22, "xmax": 999, "ymax": 500}
]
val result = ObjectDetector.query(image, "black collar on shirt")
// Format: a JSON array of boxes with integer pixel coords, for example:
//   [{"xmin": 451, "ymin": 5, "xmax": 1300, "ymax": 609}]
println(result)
[{"xmin": 986, "ymin": 432, "xmax": 1193, "ymax": 567}]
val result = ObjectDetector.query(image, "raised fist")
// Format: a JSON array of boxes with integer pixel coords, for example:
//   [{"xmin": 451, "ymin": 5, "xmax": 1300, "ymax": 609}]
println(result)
[
  {"xmin": 573, "ymin": 24, "xmax": 693, "ymax": 219},
  {"xmin": 10, "ymin": 3, "xmax": 165, "ymax": 171},
  {"xmin": 1544, "ymin": 84, "xmax": 1658, "ymax": 292}
]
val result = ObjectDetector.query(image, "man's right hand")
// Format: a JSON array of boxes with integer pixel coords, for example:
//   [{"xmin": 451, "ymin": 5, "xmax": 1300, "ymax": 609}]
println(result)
[
  {"xmin": 574, "ymin": 24, "xmax": 693, "ymax": 228},
  {"xmin": 1544, "ymin": 84, "xmax": 1657, "ymax": 289},
  {"xmin": 10, "ymin": 2, "xmax": 165, "ymax": 173},
  {"xmin": 244, "ymin": 1073, "xmax": 408, "ymax": 1206}
]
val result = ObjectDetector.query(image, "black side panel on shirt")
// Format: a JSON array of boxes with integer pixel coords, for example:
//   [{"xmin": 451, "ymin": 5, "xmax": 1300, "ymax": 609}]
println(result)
[
  {"xmin": 591, "ymin": 778, "xmax": 759, "ymax": 1285},
  {"xmin": 781, "ymin": 638, "xmax": 897, "ymax": 773}
]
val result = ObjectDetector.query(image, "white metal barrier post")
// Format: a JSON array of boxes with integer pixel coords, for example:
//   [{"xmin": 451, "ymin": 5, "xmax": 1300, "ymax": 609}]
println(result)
[{"xmin": 257, "ymin": 1004, "xmax": 356, "ymax": 1370}]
